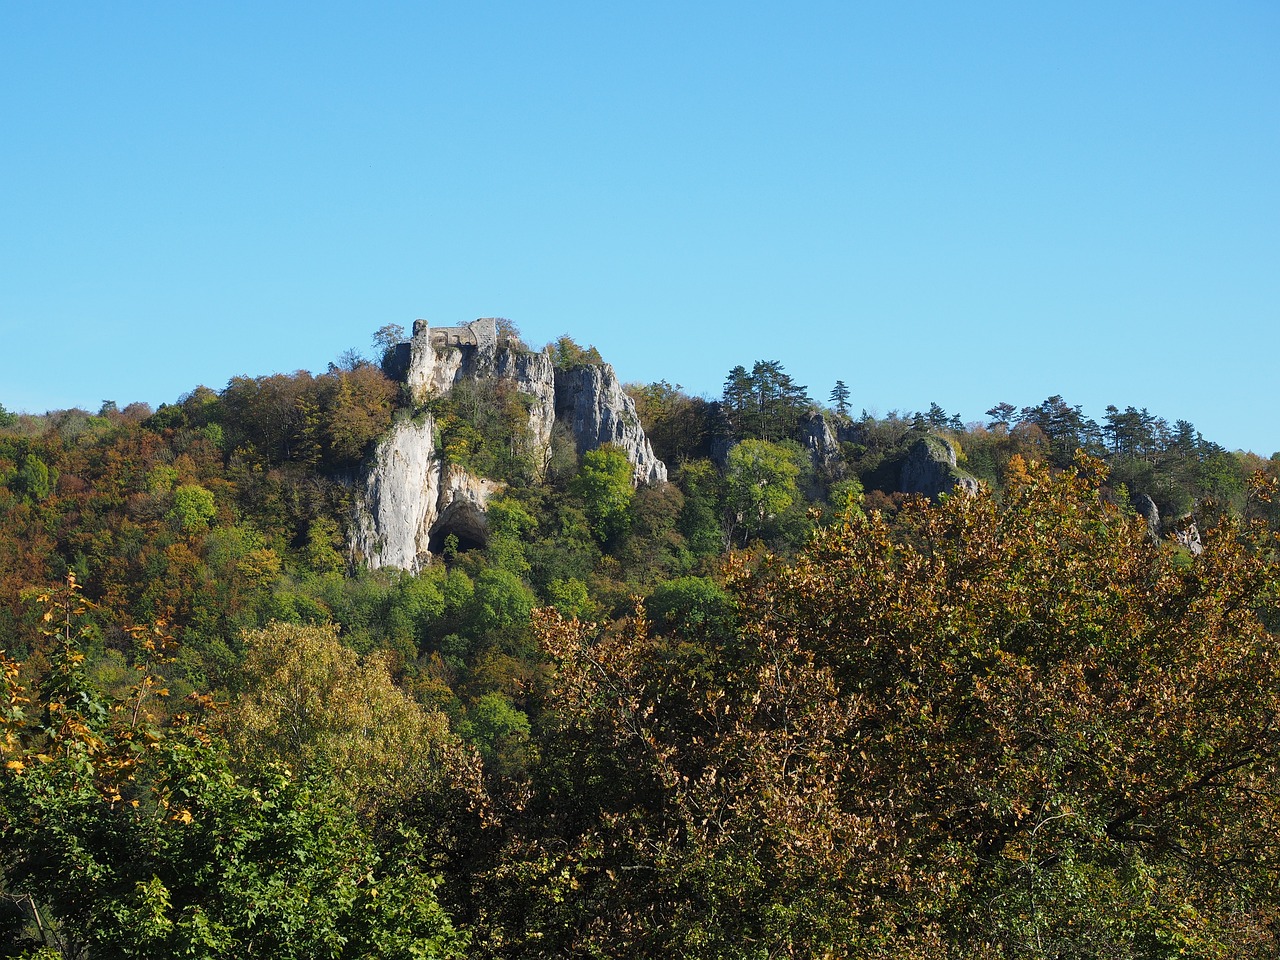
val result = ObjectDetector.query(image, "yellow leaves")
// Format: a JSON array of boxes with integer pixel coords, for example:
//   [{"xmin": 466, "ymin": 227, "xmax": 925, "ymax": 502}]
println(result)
[{"xmin": 5, "ymin": 758, "xmax": 26, "ymax": 774}]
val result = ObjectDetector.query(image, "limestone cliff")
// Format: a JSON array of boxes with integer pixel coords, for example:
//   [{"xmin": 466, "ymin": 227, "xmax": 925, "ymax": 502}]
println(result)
[
  {"xmin": 349, "ymin": 417, "xmax": 443, "ymax": 573},
  {"xmin": 554, "ymin": 364, "xmax": 667, "ymax": 485},
  {"xmin": 405, "ymin": 319, "xmax": 557, "ymax": 469},
  {"xmin": 349, "ymin": 415, "xmax": 504, "ymax": 574},
  {"xmin": 352, "ymin": 318, "xmax": 667, "ymax": 571},
  {"xmin": 799, "ymin": 412, "xmax": 843, "ymax": 477}
]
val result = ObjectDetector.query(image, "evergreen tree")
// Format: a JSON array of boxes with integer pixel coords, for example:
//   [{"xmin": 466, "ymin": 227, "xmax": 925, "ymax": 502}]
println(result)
[{"xmin": 828, "ymin": 380, "xmax": 851, "ymax": 417}]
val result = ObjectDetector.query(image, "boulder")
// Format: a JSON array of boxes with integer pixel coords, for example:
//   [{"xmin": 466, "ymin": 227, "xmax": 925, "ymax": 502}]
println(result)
[{"xmin": 899, "ymin": 434, "xmax": 978, "ymax": 500}]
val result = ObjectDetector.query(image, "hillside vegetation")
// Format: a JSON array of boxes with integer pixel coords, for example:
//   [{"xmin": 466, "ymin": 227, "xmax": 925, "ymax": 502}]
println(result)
[{"xmin": 2, "ymin": 327, "xmax": 1279, "ymax": 958}]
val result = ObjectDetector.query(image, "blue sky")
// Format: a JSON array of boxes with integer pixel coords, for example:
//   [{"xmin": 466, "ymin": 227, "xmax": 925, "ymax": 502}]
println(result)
[{"xmin": 3, "ymin": 2, "xmax": 1277, "ymax": 453}]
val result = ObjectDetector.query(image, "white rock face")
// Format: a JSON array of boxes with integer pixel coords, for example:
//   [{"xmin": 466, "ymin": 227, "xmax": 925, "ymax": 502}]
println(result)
[
  {"xmin": 350, "ymin": 417, "xmax": 441, "ymax": 573},
  {"xmin": 493, "ymin": 349, "xmax": 557, "ymax": 471},
  {"xmin": 405, "ymin": 321, "xmax": 558, "ymax": 472},
  {"xmin": 352, "ymin": 320, "xmax": 669, "ymax": 571},
  {"xmin": 554, "ymin": 363, "xmax": 668, "ymax": 484},
  {"xmin": 351, "ymin": 420, "xmax": 504, "ymax": 573}
]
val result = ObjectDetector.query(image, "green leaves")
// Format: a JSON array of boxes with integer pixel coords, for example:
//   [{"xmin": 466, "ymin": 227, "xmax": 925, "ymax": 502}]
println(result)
[
  {"xmin": 570, "ymin": 446, "xmax": 635, "ymax": 546},
  {"xmin": 2, "ymin": 603, "xmax": 471, "ymax": 958},
  {"xmin": 515, "ymin": 455, "xmax": 1280, "ymax": 957}
]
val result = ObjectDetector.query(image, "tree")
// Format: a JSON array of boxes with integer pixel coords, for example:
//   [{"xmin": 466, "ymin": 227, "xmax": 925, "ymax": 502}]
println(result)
[
  {"xmin": 372, "ymin": 322, "xmax": 406, "ymax": 360},
  {"xmin": 167, "ymin": 482, "xmax": 217, "ymax": 534},
  {"xmin": 829, "ymin": 380, "xmax": 851, "ymax": 417},
  {"xmin": 226, "ymin": 621, "xmax": 483, "ymax": 817},
  {"xmin": 570, "ymin": 446, "xmax": 635, "ymax": 546},
  {"xmin": 1019, "ymin": 395, "xmax": 1103, "ymax": 466},
  {"xmin": 1, "ymin": 580, "xmax": 469, "ymax": 958},
  {"xmin": 547, "ymin": 335, "xmax": 603, "ymax": 369},
  {"xmin": 985, "ymin": 401, "xmax": 1017, "ymax": 430},
  {"xmin": 627, "ymin": 381, "xmax": 713, "ymax": 465},
  {"xmin": 513, "ymin": 456, "xmax": 1280, "ymax": 958},
  {"xmin": 675, "ymin": 459, "xmax": 726, "ymax": 556},
  {"xmin": 724, "ymin": 439, "xmax": 801, "ymax": 546}
]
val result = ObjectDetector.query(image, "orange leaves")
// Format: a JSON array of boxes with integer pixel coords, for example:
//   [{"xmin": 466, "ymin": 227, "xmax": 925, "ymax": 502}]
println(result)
[{"xmin": 527, "ymin": 452, "xmax": 1280, "ymax": 953}]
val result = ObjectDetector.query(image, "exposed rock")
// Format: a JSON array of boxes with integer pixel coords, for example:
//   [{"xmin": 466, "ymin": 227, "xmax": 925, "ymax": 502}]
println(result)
[
  {"xmin": 1172, "ymin": 516, "xmax": 1204, "ymax": 556},
  {"xmin": 406, "ymin": 318, "xmax": 501, "ymax": 401},
  {"xmin": 493, "ymin": 349, "xmax": 557, "ymax": 468},
  {"xmin": 835, "ymin": 419, "xmax": 864, "ymax": 446},
  {"xmin": 350, "ymin": 419, "xmax": 504, "ymax": 573},
  {"xmin": 429, "ymin": 464, "xmax": 502, "ymax": 555},
  {"xmin": 350, "ymin": 416, "xmax": 442, "ymax": 573},
  {"xmin": 800, "ymin": 412, "xmax": 843, "ymax": 476},
  {"xmin": 899, "ymin": 434, "xmax": 978, "ymax": 500},
  {"xmin": 555, "ymin": 363, "xmax": 667, "ymax": 484},
  {"xmin": 350, "ymin": 319, "xmax": 670, "ymax": 571},
  {"xmin": 1133, "ymin": 493, "xmax": 1160, "ymax": 543}
]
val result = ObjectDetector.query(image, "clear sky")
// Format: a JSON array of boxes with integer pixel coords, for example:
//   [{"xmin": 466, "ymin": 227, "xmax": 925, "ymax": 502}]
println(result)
[{"xmin": 3, "ymin": 2, "xmax": 1277, "ymax": 454}]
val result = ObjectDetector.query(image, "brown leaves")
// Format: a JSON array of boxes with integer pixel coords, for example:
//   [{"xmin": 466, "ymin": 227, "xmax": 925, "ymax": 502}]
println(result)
[{"xmin": 524, "ymin": 455, "xmax": 1280, "ymax": 955}]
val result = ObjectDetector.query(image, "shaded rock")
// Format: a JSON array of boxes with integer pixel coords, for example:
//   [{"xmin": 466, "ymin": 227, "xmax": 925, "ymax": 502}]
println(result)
[
  {"xmin": 800, "ymin": 412, "xmax": 843, "ymax": 477},
  {"xmin": 899, "ymin": 434, "xmax": 978, "ymax": 500},
  {"xmin": 835, "ymin": 419, "xmax": 864, "ymax": 445},
  {"xmin": 707, "ymin": 401, "xmax": 737, "ymax": 472},
  {"xmin": 429, "ymin": 464, "xmax": 501, "ymax": 555},
  {"xmin": 1133, "ymin": 493, "xmax": 1160, "ymax": 543},
  {"xmin": 555, "ymin": 363, "xmax": 667, "ymax": 484}
]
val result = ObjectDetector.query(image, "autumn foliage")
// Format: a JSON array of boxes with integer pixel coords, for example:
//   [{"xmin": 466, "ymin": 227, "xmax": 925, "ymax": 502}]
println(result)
[{"xmin": 516, "ymin": 455, "xmax": 1280, "ymax": 958}]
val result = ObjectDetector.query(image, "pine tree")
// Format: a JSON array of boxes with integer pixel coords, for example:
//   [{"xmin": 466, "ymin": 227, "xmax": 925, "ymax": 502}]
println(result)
[{"xmin": 828, "ymin": 380, "xmax": 851, "ymax": 417}]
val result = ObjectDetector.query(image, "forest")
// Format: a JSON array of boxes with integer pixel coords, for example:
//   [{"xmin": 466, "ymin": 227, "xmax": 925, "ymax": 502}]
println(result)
[{"xmin": 2, "ymin": 324, "xmax": 1279, "ymax": 958}]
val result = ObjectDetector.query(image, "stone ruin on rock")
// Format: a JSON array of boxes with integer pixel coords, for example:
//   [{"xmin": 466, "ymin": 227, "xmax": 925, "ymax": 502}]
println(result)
[
  {"xmin": 418, "ymin": 317, "xmax": 499, "ymax": 351},
  {"xmin": 350, "ymin": 316, "xmax": 667, "ymax": 573}
]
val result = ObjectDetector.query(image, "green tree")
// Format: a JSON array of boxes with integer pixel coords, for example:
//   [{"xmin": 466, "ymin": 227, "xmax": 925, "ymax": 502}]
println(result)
[
  {"xmin": 570, "ymin": 445, "xmax": 635, "ymax": 545},
  {"xmin": 547, "ymin": 335, "xmax": 603, "ymax": 369},
  {"xmin": 1, "ymin": 581, "xmax": 469, "ymax": 958},
  {"xmin": 226, "ymin": 621, "xmax": 482, "ymax": 816},
  {"xmin": 724, "ymin": 439, "xmax": 801, "ymax": 546},
  {"xmin": 514, "ymin": 456, "xmax": 1280, "ymax": 958},
  {"xmin": 167, "ymin": 482, "xmax": 217, "ymax": 534},
  {"xmin": 12, "ymin": 454, "xmax": 54, "ymax": 502},
  {"xmin": 828, "ymin": 379, "xmax": 851, "ymax": 417},
  {"xmin": 675, "ymin": 459, "xmax": 726, "ymax": 556}
]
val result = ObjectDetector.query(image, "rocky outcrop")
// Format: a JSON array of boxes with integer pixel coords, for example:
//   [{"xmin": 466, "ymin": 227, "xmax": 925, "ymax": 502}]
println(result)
[
  {"xmin": 555, "ymin": 364, "xmax": 667, "ymax": 484},
  {"xmin": 1134, "ymin": 493, "xmax": 1161, "ymax": 543},
  {"xmin": 430, "ymin": 464, "xmax": 502, "ymax": 555},
  {"xmin": 899, "ymin": 435, "xmax": 978, "ymax": 500},
  {"xmin": 350, "ymin": 417, "xmax": 442, "ymax": 573},
  {"xmin": 800, "ymin": 412, "xmax": 843, "ymax": 476},
  {"xmin": 350, "ymin": 417, "xmax": 503, "ymax": 573},
  {"xmin": 351, "ymin": 319, "xmax": 669, "ymax": 571},
  {"xmin": 1171, "ymin": 516, "xmax": 1204, "ymax": 556},
  {"xmin": 406, "ymin": 318, "xmax": 548, "ymax": 413}
]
